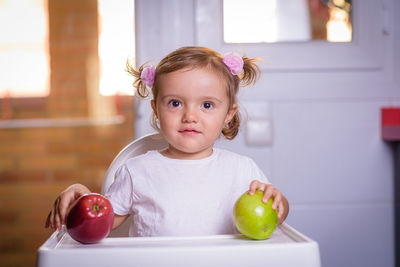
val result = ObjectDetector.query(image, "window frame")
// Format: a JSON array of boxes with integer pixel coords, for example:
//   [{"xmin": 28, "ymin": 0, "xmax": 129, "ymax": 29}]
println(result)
[
  {"xmin": 195, "ymin": 0, "xmax": 385, "ymax": 72},
  {"xmin": 0, "ymin": 0, "xmax": 49, "ymax": 99}
]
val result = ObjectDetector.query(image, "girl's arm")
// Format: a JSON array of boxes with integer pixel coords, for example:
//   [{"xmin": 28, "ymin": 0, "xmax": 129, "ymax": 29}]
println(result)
[
  {"xmin": 46, "ymin": 183, "xmax": 131, "ymax": 232},
  {"xmin": 112, "ymin": 214, "xmax": 130, "ymax": 229},
  {"xmin": 248, "ymin": 180, "xmax": 290, "ymax": 224},
  {"xmin": 45, "ymin": 183, "xmax": 91, "ymax": 231}
]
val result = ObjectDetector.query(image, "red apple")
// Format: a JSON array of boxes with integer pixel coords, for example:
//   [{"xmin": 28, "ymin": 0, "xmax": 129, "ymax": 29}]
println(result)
[{"xmin": 66, "ymin": 193, "xmax": 114, "ymax": 244}]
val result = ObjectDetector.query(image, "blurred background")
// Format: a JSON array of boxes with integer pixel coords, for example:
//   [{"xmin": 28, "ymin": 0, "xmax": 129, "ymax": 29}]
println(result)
[
  {"xmin": 0, "ymin": 0, "xmax": 399, "ymax": 266},
  {"xmin": 0, "ymin": 0, "xmax": 135, "ymax": 266}
]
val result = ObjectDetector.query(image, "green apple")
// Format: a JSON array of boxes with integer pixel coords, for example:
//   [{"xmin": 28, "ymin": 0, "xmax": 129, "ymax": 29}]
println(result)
[{"xmin": 233, "ymin": 190, "xmax": 278, "ymax": 240}]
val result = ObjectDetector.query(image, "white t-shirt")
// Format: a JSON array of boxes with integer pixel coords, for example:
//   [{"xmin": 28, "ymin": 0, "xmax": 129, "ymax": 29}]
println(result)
[{"xmin": 105, "ymin": 148, "xmax": 270, "ymax": 237}]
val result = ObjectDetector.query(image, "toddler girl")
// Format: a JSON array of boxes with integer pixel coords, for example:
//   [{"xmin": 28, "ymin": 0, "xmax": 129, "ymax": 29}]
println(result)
[{"xmin": 45, "ymin": 46, "xmax": 289, "ymax": 236}]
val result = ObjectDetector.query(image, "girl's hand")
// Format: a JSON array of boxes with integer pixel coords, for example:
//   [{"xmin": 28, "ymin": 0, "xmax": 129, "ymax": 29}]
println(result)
[
  {"xmin": 248, "ymin": 180, "xmax": 289, "ymax": 224},
  {"xmin": 45, "ymin": 184, "xmax": 91, "ymax": 231}
]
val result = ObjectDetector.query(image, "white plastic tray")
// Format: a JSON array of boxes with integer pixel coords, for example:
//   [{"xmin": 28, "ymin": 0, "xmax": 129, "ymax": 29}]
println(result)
[{"xmin": 37, "ymin": 224, "xmax": 320, "ymax": 267}]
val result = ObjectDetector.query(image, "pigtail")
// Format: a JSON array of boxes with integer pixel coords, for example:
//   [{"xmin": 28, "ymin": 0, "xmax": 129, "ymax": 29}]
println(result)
[
  {"xmin": 240, "ymin": 56, "xmax": 261, "ymax": 87},
  {"xmin": 125, "ymin": 60, "xmax": 151, "ymax": 98},
  {"xmin": 218, "ymin": 53, "xmax": 261, "ymax": 140},
  {"xmin": 222, "ymin": 112, "xmax": 240, "ymax": 140}
]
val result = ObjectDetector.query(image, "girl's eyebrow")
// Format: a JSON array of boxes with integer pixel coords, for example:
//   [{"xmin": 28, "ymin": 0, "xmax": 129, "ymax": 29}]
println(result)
[
  {"xmin": 203, "ymin": 96, "xmax": 223, "ymax": 103},
  {"xmin": 160, "ymin": 94, "xmax": 181, "ymax": 100},
  {"xmin": 161, "ymin": 95, "xmax": 223, "ymax": 103}
]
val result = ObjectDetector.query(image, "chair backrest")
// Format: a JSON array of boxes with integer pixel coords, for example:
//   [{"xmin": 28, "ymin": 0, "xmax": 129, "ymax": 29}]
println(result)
[{"xmin": 102, "ymin": 132, "xmax": 168, "ymax": 237}]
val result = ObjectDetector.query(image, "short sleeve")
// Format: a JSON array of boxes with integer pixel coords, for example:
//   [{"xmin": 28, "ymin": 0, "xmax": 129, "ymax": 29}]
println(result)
[
  {"xmin": 247, "ymin": 157, "xmax": 270, "ymax": 184},
  {"xmin": 104, "ymin": 164, "xmax": 134, "ymax": 216}
]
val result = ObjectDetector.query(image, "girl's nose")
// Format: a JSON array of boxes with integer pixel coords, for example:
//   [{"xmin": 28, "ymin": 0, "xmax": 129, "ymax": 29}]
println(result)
[{"xmin": 182, "ymin": 107, "xmax": 198, "ymax": 123}]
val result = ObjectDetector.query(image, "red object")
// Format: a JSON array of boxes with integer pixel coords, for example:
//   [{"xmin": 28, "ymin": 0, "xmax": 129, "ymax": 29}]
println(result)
[
  {"xmin": 382, "ymin": 108, "xmax": 400, "ymax": 126},
  {"xmin": 381, "ymin": 108, "xmax": 400, "ymax": 141},
  {"xmin": 66, "ymin": 193, "xmax": 114, "ymax": 244}
]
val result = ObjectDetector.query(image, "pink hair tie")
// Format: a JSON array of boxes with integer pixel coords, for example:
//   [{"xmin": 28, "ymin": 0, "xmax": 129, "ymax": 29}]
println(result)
[
  {"xmin": 141, "ymin": 66, "xmax": 156, "ymax": 87},
  {"xmin": 222, "ymin": 52, "xmax": 244, "ymax": 75}
]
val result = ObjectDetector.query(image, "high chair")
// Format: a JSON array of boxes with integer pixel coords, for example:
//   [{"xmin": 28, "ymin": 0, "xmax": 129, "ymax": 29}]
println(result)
[
  {"xmin": 101, "ymin": 132, "xmax": 168, "ymax": 237},
  {"xmin": 37, "ymin": 132, "xmax": 321, "ymax": 267}
]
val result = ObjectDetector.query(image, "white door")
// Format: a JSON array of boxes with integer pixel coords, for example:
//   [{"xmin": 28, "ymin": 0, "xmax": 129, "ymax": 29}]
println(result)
[{"xmin": 134, "ymin": 1, "xmax": 399, "ymax": 266}]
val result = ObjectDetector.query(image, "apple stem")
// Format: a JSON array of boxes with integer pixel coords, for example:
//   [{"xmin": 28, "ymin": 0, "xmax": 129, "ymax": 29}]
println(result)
[{"xmin": 93, "ymin": 204, "xmax": 100, "ymax": 213}]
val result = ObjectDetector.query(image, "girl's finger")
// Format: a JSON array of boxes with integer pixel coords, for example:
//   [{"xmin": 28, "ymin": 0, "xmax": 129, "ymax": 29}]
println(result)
[
  {"xmin": 53, "ymin": 197, "xmax": 61, "ymax": 231},
  {"xmin": 45, "ymin": 212, "xmax": 51, "ymax": 228},
  {"xmin": 262, "ymin": 185, "xmax": 275, "ymax": 203},
  {"xmin": 58, "ymin": 196, "xmax": 69, "ymax": 225},
  {"xmin": 48, "ymin": 206, "xmax": 55, "ymax": 231},
  {"xmin": 248, "ymin": 180, "xmax": 265, "ymax": 194},
  {"xmin": 272, "ymin": 192, "xmax": 282, "ymax": 210},
  {"xmin": 52, "ymin": 197, "xmax": 62, "ymax": 230},
  {"xmin": 277, "ymin": 202, "xmax": 285, "ymax": 224},
  {"xmin": 54, "ymin": 213, "xmax": 61, "ymax": 231}
]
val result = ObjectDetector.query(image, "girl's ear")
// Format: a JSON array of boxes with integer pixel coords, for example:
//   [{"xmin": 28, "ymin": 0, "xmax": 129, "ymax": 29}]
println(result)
[
  {"xmin": 225, "ymin": 103, "xmax": 238, "ymax": 124},
  {"xmin": 151, "ymin": 100, "xmax": 158, "ymax": 118}
]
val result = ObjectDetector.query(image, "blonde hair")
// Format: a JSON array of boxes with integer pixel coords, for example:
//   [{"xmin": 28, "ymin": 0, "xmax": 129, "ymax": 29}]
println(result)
[{"xmin": 126, "ymin": 46, "xmax": 260, "ymax": 140}]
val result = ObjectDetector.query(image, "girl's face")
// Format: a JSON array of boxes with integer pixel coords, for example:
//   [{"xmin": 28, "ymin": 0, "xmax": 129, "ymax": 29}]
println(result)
[{"xmin": 151, "ymin": 67, "xmax": 237, "ymax": 159}]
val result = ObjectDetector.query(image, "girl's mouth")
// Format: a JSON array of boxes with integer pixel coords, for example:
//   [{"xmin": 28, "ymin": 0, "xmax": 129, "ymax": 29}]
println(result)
[{"xmin": 179, "ymin": 129, "xmax": 200, "ymax": 135}]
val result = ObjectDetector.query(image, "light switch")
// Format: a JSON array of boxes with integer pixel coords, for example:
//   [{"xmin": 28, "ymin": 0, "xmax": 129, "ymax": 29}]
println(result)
[
  {"xmin": 242, "ymin": 101, "xmax": 273, "ymax": 146},
  {"xmin": 245, "ymin": 118, "xmax": 273, "ymax": 146}
]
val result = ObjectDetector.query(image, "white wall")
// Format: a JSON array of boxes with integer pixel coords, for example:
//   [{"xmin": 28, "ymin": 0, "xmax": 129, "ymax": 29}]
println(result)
[{"xmin": 134, "ymin": 1, "xmax": 400, "ymax": 266}]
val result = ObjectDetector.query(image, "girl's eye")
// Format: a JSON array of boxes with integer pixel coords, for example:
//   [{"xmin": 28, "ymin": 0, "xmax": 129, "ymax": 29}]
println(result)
[
  {"xmin": 202, "ymin": 102, "xmax": 213, "ymax": 110},
  {"xmin": 168, "ymin": 100, "xmax": 181, "ymax": 108}
]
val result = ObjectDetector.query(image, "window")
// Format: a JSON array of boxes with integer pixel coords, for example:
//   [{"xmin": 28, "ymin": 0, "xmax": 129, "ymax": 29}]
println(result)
[
  {"xmin": 98, "ymin": 0, "xmax": 135, "ymax": 96},
  {"xmin": 223, "ymin": 0, "xmax": 352, "ymax": 43},
  {"xmin": 196, "ymin": 0, "xmax": 382, "ymax": 71},
  {"xmin": 0, "ymin": 0, "xmax": 48, "ymax": 98}
]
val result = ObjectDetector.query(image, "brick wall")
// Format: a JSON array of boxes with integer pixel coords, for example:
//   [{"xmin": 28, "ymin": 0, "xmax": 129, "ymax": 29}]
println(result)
[{"xmin": 0, "ymin": 1, "xmax": 135, "ymax": 266}]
